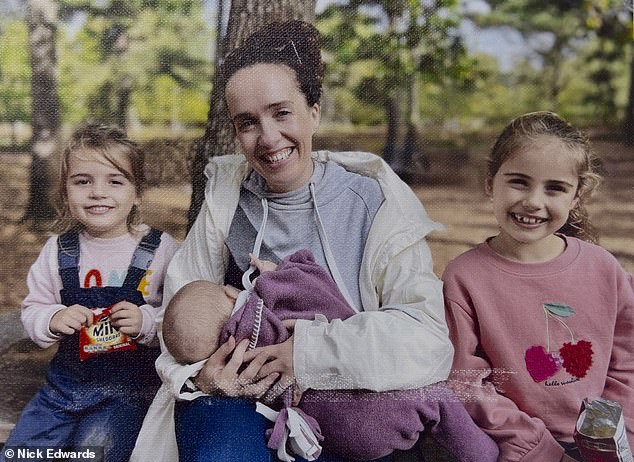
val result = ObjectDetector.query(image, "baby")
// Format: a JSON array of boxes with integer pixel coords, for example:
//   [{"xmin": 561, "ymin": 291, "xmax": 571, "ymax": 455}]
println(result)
[
  {"xmin": 163, "ymin": 250, "xmax": 499, "ymax": 462},
  {"xmin": 163, "ymin": 279, "xmax": 239, "ymax": 364}
]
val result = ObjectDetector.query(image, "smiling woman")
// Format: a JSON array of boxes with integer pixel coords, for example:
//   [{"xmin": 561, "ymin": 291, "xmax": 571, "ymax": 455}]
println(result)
[
  {"xmin": 134, "ymin": 20, "xmax": 457, "ymax": 462},
  {"xmin": 225, "ymin": 63, "xmax": 321, "ymax": 193}
]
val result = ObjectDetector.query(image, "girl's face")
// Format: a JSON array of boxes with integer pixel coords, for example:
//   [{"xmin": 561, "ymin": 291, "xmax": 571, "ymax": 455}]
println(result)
[
  {"xmin": 225, "ymin": 63, "xmax": 321, "ymax": 193},
  {"xmin": 486, "ymin": 136, "xmax": 580, "ymax": 261},
  {"xmin": 66, "ymin": 150, "xmax": 139, "ymax": 238}
]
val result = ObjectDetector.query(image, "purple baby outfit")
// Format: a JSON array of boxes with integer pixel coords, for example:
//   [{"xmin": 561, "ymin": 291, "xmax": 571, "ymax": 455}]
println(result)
[{"xmin": 220, "ymin": 250, "xmax": 498, "ymax": 461}]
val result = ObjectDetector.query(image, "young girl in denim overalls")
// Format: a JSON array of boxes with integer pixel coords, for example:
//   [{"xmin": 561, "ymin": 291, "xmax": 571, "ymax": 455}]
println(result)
[{"xmin": 3, "ymin": 125, "xmax": 179, "ymax": 462}]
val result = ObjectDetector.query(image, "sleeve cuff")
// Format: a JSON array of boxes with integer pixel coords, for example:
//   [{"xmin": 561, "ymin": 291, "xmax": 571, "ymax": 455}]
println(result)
[{"xmin": 134, "ymin": 304, "xmax": 157, "ymax": 345}]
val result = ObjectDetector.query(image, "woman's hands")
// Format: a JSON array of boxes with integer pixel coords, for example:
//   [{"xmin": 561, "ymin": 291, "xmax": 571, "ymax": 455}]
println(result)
[
  {"xmin": 49, "ymin": 304, "xmax": 93, "ymax": 335},
  {"xmin": 193, "ymin": 319, "xmax": 298, "ymax": 400},
  {"xmin": 193, "ymin": 336, "xmax": 280, "ymax": 398},
  {"xmin": 243, "ymin": 319, "xmax": 297, "ymax": 400}
]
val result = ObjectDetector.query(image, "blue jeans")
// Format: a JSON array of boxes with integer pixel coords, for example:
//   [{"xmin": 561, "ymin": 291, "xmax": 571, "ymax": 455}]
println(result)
[
  {"xmin": 175, "ymin": 396, "xmax": 395, "ymax": 462},
  {"xmin": 3, "ymin": 364, "xmax": 155, "ymax": 462}
]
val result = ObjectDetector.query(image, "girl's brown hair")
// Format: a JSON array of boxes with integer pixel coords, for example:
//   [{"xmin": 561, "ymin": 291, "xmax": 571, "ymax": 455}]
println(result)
[
  {"xmin": 487, "ymin": 111, "xmax": 602, "ymax": 243},
  {"xmin": 55, "ymin": 124, "xmax": 145, "ymax": 233}
]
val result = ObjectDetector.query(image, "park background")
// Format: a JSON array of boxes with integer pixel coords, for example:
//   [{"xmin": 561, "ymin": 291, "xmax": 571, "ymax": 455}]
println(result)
[{"xmin": 0, "ymin": 0, "xmax": 633, "ymax": 457}]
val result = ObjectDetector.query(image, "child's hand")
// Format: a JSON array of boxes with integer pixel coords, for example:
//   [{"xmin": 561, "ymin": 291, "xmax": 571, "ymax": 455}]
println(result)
[
  {"xmin": 224, "ymin": 285, "xmax": 241, "ymax": 302},
  {"xmin": 50, "ymin": 304, "xmax": 93, "ymax": 336},
  {"xmin": 110, "ymin": 301, "xmax": 143, "ymax": 337},
  {"xmin": 249, "ymin": 254, "xmax": 277, "ymax": 273}
]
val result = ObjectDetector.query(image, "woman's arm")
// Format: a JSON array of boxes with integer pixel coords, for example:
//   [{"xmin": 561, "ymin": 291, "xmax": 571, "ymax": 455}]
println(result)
[
  {"xmin": 155, "ymin": 206, "xmax": 225, "ymax": 398},
  {"xmin": 155, "ymin": 204, "xmax": 276, "ymax": 399},
  {"xmin": 287, "ymin": 238, "xmax": 454, "ymax": 392}
]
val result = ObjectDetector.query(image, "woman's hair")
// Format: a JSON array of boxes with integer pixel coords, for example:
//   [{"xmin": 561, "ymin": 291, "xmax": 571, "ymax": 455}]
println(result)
[
  {"xmin": 55, "ymin": 124, "xmax": 145, "ymax": 233},
  {"xmin": 220, "ymin": 20, "xmax": 324, "ymax": 106},
  {"xmin": 487, "ymin": 111, "xmax": 603, "ymax": 243}
]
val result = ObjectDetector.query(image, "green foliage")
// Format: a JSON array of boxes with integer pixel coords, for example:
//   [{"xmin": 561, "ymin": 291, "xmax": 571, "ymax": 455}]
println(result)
[
  {"xmin": 58, "ymin": 0, "xmax": 212, "ymax": 126},
  {"xmin": 0, "ymin": 21, "xmax": 31, "ymax": 124},
  {"xmin": 0, "ymin": 0, "xmax": 629, "ymax": 137},
  {"xmin": 317, "ymin": 0, "xmax": 467, "ymax": 125}
]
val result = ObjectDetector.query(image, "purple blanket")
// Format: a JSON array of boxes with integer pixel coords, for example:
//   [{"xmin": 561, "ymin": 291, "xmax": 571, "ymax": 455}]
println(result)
[{"xmin": 221, "ymin": 250, "xmax": 498, "ymax": 461}]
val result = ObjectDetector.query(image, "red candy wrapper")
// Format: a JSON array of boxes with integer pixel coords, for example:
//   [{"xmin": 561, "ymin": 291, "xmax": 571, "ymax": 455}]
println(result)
[
  {"xmin": 79, "ymin": 306, "xmax": 137, "ymax": 360},
  {"xmin": 574, "ymin": 397, "xmax": 633, "ymax": 462}
]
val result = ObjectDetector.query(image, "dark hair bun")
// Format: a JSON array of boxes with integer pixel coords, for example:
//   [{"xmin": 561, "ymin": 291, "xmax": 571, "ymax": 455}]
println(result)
[{"xmin": 221, "ymin": 20, "xmax": 324, "ymax": 106}]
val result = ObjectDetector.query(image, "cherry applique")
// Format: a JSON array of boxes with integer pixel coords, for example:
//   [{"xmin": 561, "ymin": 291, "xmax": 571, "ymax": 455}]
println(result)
[
  {"xmin": 559, "ymin": 340, "xmax": 593, "ymax": 378},
  {"xmin": 524, "ymin": 303, "xmax": 593, "ymax": 383},
  {"xmin": 525, "ymin": 345, "xmax": 562, "ymax": 382}
]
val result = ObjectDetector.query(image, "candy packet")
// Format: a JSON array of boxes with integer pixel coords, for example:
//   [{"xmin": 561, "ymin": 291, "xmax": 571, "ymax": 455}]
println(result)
[
  {"xmin": 79, "ymin": 306, "xmax": 137, "ymax": 360},
  {"xmin": 574, "ymin": 397, "xmax": 633, "ymax": 462}
]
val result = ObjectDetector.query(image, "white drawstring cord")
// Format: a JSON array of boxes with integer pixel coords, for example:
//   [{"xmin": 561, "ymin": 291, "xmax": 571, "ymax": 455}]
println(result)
[
  {"xmin": 241, "ymin": 197, "xmax": 269, "ymax": 290},
  {"xmin": 309, "ymin": 183, "xmax": 358, "ymax": 311}
]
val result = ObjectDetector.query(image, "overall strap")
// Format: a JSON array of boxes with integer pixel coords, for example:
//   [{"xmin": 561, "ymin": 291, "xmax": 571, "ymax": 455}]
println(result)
[
  {"xmin": 122, "ymin": 228, "xmax": 163, "ymax": 290},
  {"xmin": 57, "ymin": 232, "xmax": 81, "ymax": 289}
]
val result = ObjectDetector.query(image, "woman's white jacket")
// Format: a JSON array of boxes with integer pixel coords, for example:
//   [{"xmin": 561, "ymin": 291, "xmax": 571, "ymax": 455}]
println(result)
[{"xmin": 157, "ymin": 150, "xmax": 453, "ymax": 397}]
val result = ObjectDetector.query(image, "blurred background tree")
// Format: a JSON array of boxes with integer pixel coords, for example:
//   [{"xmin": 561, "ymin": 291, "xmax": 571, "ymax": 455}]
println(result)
[
  {"xmin": 318, "ymin": 0, "xmax": 468, "ymax": 173},
  {"xmin": 23, "ymin": 0, "xmax": 61, "ymax": 224},
  {"xmin": 0, "ymin": 0, "xmax": 631, "ymax": 229},
  {"xmin": 58, "ymin": 0, "xmax": 211, "ymax": 129}
]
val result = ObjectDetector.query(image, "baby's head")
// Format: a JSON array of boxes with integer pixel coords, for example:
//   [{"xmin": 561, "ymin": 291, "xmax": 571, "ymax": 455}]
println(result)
[{"xmin": 163, "ymin": 280, "xmax": 235, "ymax": 364}]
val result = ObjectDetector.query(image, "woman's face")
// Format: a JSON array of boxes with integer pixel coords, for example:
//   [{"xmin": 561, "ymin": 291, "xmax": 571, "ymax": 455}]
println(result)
[{"xmin": 225, "ymin": 63, "xmax": 321, "ymax": 193}]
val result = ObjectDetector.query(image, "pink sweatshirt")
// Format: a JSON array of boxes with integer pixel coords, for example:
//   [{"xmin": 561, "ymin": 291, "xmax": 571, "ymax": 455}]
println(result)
[
  {"xmin": 21, "ymin": 226, "xmax": 179, "ymax": 348},
  {"xmin": 442, "ymin": 236, "xmax": 634, "ymax": 462}
]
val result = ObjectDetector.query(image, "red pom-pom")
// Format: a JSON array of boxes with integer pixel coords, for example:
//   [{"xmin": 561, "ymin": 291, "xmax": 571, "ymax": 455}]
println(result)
[{"xmin": 559, "ymin": 340, "xmax": 593, "ymax": 378}]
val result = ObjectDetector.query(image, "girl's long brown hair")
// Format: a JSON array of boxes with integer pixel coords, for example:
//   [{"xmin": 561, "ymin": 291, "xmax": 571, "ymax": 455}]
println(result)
[{"xmin": 487, "ymin": 111, "xmax": 602, "ymax": 243}]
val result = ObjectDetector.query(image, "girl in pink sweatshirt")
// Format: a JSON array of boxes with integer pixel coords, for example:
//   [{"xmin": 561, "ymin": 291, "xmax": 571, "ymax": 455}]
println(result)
[
  {"xmin": 2, "ymin": 125, "xmax": 178, "ymax": 462},
  {"xmin": 442, "ymin": 111, "xmax": 634, "ymax": 462}
]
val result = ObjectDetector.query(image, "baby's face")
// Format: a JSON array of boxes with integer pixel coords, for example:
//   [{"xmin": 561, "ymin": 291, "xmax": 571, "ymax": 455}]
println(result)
[{"xmin": 163, "ymin": 281, "xmax": 236, "ymax": 364}]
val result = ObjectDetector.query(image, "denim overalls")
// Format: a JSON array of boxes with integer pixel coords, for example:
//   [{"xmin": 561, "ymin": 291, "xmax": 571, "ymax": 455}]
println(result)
[{"xmin": 4, "ymin": 230, "xmax": 163, "ymax": 462}]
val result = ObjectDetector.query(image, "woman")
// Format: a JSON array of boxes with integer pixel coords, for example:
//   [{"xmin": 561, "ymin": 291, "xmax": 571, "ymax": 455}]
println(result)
[{"xmin": 157, "ymin": 20, "xmax": 453, "ymax": 462}]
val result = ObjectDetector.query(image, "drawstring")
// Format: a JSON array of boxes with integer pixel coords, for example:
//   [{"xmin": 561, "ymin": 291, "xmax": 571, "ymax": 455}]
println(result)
[
  {"xmin": 241, "ymin": 187, "xmax": 357, "ymax": 311},
  {"xmin": 242, "ymin": 197, "xmax": 269, "ymax": 291},
  {"xmin": 309, "ymin": 183, "xmax": 358, "ymax": 311}
]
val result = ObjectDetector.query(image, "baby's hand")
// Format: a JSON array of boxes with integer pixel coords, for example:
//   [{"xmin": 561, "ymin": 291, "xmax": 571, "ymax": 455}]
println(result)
[
  {"xmin": 224, "ymin": 285, "xmax": 241, "ymax": 301},
  {"xmin": 110, "ymin": 301, "xmax": 143, "ymax": 337},
  {"xmin": 292, "ymin": 384, "xmax": 304, "ymax": 406},
  {"xmin": 249, "ymin": 254, "xmax": 277, "ymax": 273},
  {"xmin": 50, "ymin": 304, "xmax": 93, "ymax": 336}
]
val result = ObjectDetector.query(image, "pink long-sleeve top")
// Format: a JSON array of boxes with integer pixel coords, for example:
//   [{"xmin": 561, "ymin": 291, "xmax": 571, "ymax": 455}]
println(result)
[
  {"xmin": 21, "ymin": 226, "xmax": 179, "ymax": 348},
  {"xmin": 442, "ymin": 236, "xmax": 634, "ymax": 462}
]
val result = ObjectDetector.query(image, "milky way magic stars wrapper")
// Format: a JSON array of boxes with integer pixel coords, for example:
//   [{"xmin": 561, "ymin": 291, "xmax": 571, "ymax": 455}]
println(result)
[{"xmin": 574, "ymin": 398, "xmax": 633, "ymax": 462}]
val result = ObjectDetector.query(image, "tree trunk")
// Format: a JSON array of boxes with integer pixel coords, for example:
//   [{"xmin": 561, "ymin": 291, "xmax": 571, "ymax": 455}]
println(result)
[
  {"xmin": 23, "ymin": 0, "xmax": 61, "ymax": 225},
  {"xmin": 382, "ymin": 93, "xmax": 400, "ymax": 167},
  {"xmin": 187, "ymin": 0, "xmax": 316, "ymax": 231},
  {"xmin": 116, "ymin": 74, "xmax": 132, "ymax": 129},
  {"xmin": 380, "ymin": 9, "xmax": 403, "ymax": 171},
  {"xmin": 624, "ymin": 41, "xmax": 634, "ymax": 146},
  {"xmin": 398, "ymin": 43, "xmax": 427, "ymax": 176}
]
